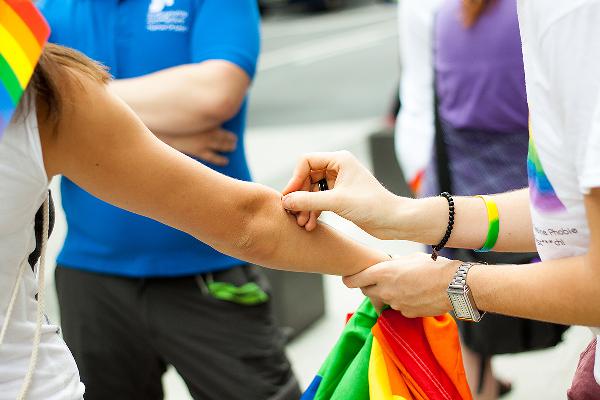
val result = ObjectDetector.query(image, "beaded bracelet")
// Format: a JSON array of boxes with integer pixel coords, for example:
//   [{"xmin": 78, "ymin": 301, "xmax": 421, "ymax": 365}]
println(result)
[
  {"xmin": 431, "ymin": 192, "xmax": 455, "ymax": 261},
  {"xmin": 474, "ymin": 195, "xmax": 499, "ymax": 252}
]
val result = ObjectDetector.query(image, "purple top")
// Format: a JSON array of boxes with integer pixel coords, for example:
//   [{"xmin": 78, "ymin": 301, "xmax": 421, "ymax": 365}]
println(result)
[{"xmin": 434, "ymin": 0, "xmax": 528, "ymax": 132}]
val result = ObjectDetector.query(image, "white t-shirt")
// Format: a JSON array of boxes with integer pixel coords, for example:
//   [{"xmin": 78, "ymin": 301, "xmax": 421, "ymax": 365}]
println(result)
[
  {"xmin": 517, "ymin": 0, "xmax": 600, "ymax": 384},
  {"xmin": 0, "ymin": 100, "xmax": 85, "ymax": 399}
]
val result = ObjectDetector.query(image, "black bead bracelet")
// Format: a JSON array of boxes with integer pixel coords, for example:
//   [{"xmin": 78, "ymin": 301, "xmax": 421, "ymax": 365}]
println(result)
[{"xmin": 431, "ymin": 192, "xmax": 455, "ymax": 261}]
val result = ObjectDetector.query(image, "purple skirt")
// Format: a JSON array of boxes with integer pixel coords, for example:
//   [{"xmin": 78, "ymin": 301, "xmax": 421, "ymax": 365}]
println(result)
[{"xmin": 422, "ymin": 120, "xmax": 529, "ymax": 197}]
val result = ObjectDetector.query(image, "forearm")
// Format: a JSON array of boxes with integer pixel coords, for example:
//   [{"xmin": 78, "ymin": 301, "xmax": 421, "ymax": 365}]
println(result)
[
  {"xmin": 110, "ymin": 61, "xmax": 249, "ymax": 136},
  {"xmin": 392, "ymin": 189, "xmax": 536, "ymax": 252},
  {"xmin": 241, "ymin": 189, "xmax": 390, "ymax": 275},
  {"xmin": 136, "ymin": 157, "xmax": 389, "ymax": 274},
  {"xmin": 131, "ymin": 165, "xmax": 389, "ymax": 275},
  {"xmin": 468, "ymin": 255, "xmax": 600, "ymax": 326},
  {"xmin": 70, "ymin": 141, "xmax": 388, "ymax": 275}
]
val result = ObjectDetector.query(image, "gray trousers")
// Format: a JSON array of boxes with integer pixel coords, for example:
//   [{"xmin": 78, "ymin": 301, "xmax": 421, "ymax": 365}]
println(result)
[{"xmin": 55, "ymin": 265, "xmax": 301, "ymax": 400}]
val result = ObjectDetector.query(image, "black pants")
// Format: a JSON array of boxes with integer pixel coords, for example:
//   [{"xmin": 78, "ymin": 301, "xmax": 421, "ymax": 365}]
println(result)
[{"xmin": 55, "ymin": 265, "xmax": 301, "ymax": 400}]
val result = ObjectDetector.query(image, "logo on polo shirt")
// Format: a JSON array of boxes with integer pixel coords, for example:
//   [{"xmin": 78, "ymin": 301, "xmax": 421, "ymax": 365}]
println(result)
[
  {"xmin": 147, "ymin": 0, "xmax": 189, "ymax": 32},
  {"xmin": 149, "ymin": 0, "xmax": 174, "ymax": 12}
]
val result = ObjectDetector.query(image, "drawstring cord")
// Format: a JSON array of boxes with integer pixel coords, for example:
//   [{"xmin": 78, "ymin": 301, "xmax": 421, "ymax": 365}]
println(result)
[
  {"xmin": 19, "ymin": 194, "xmax": 49, "ymax": 399},
  {"xmin": 0, "ymin": 262, "xmax": 27, "ymax": 346},
  {"xmin": 0, "ymin": 194, "xmax": 49, "ymax": 399}
]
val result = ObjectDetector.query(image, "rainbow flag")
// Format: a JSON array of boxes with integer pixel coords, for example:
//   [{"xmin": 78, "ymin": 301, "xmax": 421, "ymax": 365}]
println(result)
[
  {"xmin": 0, "ymin": 0, "xmax": 50, "ymax": 138},
  {"xmin": 301, "ymin": 299, "xmax": 472, "ymax": 400},
  {"xmin": 527, "ymin": 134, "xmax": 566, "ymax": 213}
]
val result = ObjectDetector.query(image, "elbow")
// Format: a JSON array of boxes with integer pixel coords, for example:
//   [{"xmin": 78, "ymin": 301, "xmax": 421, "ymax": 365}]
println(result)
[
  {"xmin": 193, "ymin": 93, "xmax": 243, "ymax": 125},
  {"xmin": 228, "ymin": 185, "xmax": 282, "ymax": 266},
  {"xmin": 213, "ymin": 94, "xmax": 243, "ymax": 122}
]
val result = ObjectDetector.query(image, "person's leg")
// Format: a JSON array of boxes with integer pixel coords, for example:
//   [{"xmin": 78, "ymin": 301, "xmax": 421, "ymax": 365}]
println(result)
[
  {"xmin": 460, "ymin": 345, "xmax": 500, "ymax": 400},
  {"xmin": 146, "ymin": 265, "xmax": 301, "ymax": 400},
  {"xmin": 55, "ymin": 267, "xmax": 166, "ymax": 400},
  {"xmin": 568, "ymin": 338, "xmax": 600, "ymax": 400}
]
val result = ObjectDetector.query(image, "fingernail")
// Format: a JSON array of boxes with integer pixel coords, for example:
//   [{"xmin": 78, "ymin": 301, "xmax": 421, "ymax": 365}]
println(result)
[{"xmin": 282, "ymin": 195, "xmax": 292, "ymax": 210}]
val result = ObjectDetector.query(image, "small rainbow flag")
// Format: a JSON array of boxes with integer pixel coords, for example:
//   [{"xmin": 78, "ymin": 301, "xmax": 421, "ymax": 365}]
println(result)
[
  {"xmin": 0, "ymin": 0, "xmax": 50, "ymax": 138},
  {"xmin": 527, "ymin": 134, "xmax": 566, "ymax": 213}
]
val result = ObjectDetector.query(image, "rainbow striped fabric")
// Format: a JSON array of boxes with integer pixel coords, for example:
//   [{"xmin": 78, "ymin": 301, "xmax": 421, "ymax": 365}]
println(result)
[
  {"xmin": 527, "ymin": 135, "xmax": 566, "ymax": 213},
  {"xmin": 301, "ymin": 299, "xmax": 472, "ymax": 400},
  {"xmin": 0, "ymin": 0, "xmax": 50, "ymax": 138}
]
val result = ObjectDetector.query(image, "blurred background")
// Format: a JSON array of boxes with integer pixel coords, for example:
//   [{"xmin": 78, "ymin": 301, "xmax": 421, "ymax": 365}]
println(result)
[{"xmin": 42, "ymin": 1, "xmax": 592, "ymax": 398}]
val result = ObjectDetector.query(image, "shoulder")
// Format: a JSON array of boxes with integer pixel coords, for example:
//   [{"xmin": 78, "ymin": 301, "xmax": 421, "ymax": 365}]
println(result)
[
  {"xmin": 36, "ymin": 46, "xmax": 112, "ymax": 145},
  {"xmin": 38, "ymin": 64, "xmax": 131, "ymax": 178}
]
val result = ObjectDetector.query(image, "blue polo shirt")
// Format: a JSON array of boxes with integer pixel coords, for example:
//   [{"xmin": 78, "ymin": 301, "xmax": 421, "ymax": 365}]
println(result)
[{"xmin": 39, "ymin": 0, "xmax": 261, "ymax": 277}]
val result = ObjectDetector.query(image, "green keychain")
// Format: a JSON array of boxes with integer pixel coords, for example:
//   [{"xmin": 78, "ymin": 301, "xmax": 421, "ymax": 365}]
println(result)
[{"xmin": 199, "ymin": 273, "xmax": 269, "ymax": 306}]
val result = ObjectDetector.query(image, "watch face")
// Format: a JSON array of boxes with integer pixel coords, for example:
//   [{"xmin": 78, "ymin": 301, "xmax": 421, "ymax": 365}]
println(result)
[{"xmin": 449, "ymin": 293, "xmax": 471, "ymax": 319}]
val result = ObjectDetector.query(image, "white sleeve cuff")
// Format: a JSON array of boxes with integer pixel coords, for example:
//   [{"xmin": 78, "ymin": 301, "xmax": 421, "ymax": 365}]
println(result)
[{"xmin": 579, "ymin": 172, "xmax": 600, "ymax": 195}]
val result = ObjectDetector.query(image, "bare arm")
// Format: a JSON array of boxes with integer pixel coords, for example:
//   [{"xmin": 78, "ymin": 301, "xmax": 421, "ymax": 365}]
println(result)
[
  {"xmin": 468, "ymin": 255, "xmax": 599, "ymax": 326},
  {"xmin": 345, "ymin": 190, "xmax": 600, "ymax": 326},
  {"xmin": 109, "ymin": 61, "xmax": 250, "ymax": 137},
  {"xmin": 281, "ymin": 151, "xmax": 536, "ymax": 252},
  {"xmin": 39, "ymin": 73, "xmax": 387, "ymax": 275},
  {"xmin": 396, "ymin": 188, "xmax": 536, "ymax": 252},
  {"xmin": 466, "ymin": 189, "xmax": 600, "ymax": 326}
]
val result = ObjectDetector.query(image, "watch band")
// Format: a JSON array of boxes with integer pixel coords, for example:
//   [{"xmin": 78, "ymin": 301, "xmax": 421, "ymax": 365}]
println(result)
[
  {"xmin": 447, "ymin": 262, "xmax": 485, "ymax": 322},
  {"xmin": 448, "ymin": 262, "xmax": 476, "ymax": 289}
]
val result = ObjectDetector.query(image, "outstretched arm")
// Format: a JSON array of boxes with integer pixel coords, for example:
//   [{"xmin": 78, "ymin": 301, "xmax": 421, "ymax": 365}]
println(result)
[
  {"xmin": 344, "ymin": 189, "xmax": 600, "ymax": 327},
  {"xmin": 281, "ymin": 151, "xmax": 536, "ymax": 252},
  {"xmin": 39, "ymin": 71, "xmax": 388, "ymax": 275}
]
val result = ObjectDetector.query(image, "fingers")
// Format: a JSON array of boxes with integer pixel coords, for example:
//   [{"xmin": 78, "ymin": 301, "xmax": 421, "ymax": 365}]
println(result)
[
  {"xmin": 281, "ymin": 151, "xmax": 349, "ymax": 195},
  {"xmin": 207, "ymin": 129, "xmax": 237, "ymax": 152},
  {"xmin": 342, "ymin": 262, "xmax": 386, "ymax": 288},
  {"xmin": 302, "ymin": 182, "xmax": 323, "ymax": 231},
  {"xmin": 198, "ymin": 150, "xmax": 229, "ymax": 166},
  {"xmin": 282, "ymin": 190, "xmax": 337, "ymax": 213},
  {"xmin": 356, "ymin": 285, "xmax": 386, "ymax": 314},
  {"xmin": 304, "ymin": 210, "xmax": 321, "ymax": 231},
  {"xmin": 360, "ymin": 284, "xmax": 379, "ymax": 299},
  {"xmin": 281, "ymin": 151, "xmax": 356, "ymax": 223},
  {"xmin": 198, "ymin": 129, "xmax": 236, "ymax": 165},
  {"xmin": 368, "ymin": 296, "xmax": 386, "ymax": 314},
  {"xmin": 363, "ymin": 290, "xmax": 386, "ymax": 314},
  {"xmin": 161, "ymin": 129, "xmax": 237, "ymax": 165},
  {"xmin": 295, "ymin": 177, "xmax": 313, "ymax": 227}
]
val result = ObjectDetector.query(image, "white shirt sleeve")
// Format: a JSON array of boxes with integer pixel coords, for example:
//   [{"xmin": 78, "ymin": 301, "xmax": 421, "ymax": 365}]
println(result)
[
  {"xmin": 539, "ymin": 1, "xmax": 600, "ymax": 194},
  {"xmin": 580, "ymin": 101, "xmax": 600, "ymax": 194},
  {"xmin": 394, "ymin": 0, "xmax": 441, "ymax": 189}
]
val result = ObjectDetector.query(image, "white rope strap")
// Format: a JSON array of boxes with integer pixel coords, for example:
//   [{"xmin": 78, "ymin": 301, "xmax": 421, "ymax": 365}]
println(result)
[
  {"xmin": 0, "ymin": 260, "xmax": 27, "ymax": 347},
  {"xmin": 18, "ymin": 195, "xmax": 49, "ymax": 399}
]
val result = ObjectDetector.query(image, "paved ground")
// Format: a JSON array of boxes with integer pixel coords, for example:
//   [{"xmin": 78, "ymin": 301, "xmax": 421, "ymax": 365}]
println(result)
[
  {"xmin": 248, "ymin": 0, "xmax": 400, "ymax": 127},
  {"xmin": 42, "ymin": 2, "xmax": 592, "ymax": 399}
]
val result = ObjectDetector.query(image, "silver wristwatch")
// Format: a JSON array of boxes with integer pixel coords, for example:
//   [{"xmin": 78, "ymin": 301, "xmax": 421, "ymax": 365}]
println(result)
[{"xmin": 447, "ymin": 262, "xmax": 485, "ymax": 322}]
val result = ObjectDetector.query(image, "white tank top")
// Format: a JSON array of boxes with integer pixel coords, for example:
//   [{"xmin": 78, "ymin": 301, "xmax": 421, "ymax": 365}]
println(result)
[{"xmin": 0, "ymin": 99, "xmax": 84, "ymax": 399}]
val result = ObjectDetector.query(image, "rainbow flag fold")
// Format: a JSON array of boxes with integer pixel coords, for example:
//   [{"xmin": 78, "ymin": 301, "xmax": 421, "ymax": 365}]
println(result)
[
  {"xmin": 302, "ymin": 299, "xmax": 472, "ymax": 400},
  {"xmin": 0, "ymin": 0, "xmax": 50, "ymax": 138}
]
